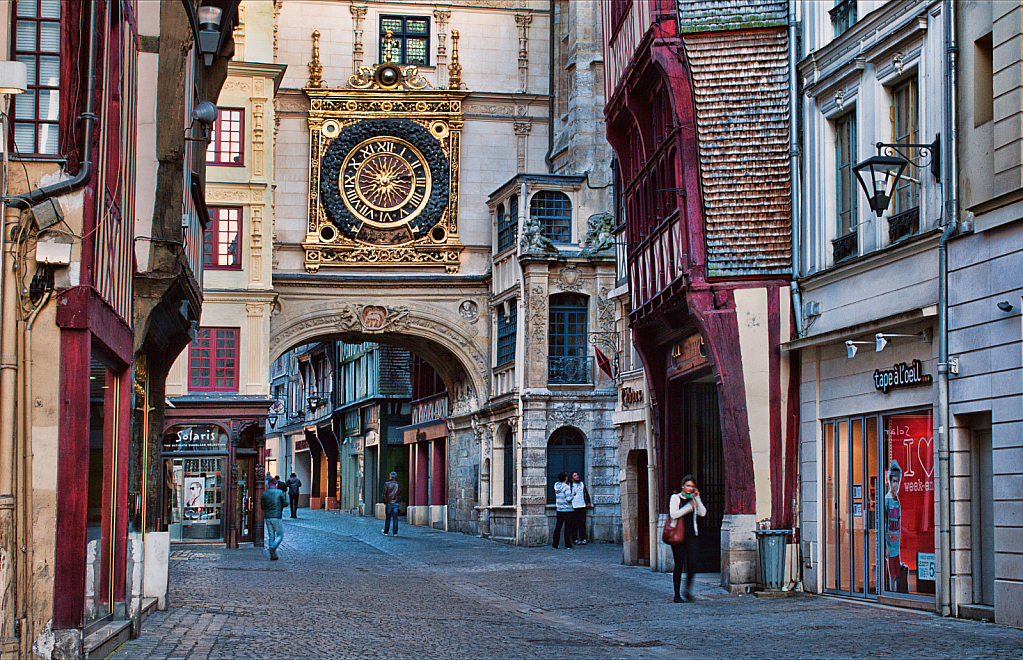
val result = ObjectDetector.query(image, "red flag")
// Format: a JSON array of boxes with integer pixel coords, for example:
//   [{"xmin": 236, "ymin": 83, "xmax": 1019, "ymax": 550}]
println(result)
[{"xmin": 594, "ymin": 346, "xmax": 614, "ymax": 379}]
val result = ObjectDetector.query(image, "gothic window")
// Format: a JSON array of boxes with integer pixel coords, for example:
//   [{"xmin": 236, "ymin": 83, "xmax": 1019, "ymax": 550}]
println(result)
[{"xmin": 497, "ymin": 197, "xmax": 518, "ymax": 253}]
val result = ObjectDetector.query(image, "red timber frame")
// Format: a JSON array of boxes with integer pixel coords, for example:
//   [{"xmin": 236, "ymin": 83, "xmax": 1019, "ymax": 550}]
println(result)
[
  {"xmin": 604, "ymin": 8, "xmax": 796, "ymax": 525},
  {"xmin": 52, "ymin": 0, "xmax": 137, "ymax": 629}
]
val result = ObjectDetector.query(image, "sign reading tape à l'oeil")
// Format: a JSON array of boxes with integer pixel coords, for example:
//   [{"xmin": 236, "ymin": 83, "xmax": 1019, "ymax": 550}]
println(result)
[{"xmin": 874, "ymin": 359, "xmax": 933, "ymax": 393}]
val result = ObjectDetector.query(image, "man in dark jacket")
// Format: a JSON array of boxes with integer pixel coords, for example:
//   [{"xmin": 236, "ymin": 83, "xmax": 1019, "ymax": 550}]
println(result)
[
  {"xmin": 382, "ymin": 472, "xmax": 402, "ymax": 536},
  {"xmin": 286, "ymin": 473, "xmax": 302, "ymax": 518},
  {"xmin": 260, "ymin": 484, "xmax": 288, "ymax": 560}
]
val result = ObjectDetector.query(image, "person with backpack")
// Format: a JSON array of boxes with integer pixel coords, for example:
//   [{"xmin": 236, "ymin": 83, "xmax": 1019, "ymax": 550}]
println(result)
[
  {"xmin": 286, "ymin": 473, "xmax": 302, "ymax": 518},
  {"xmin": 260, "ymin": 482, "xmax": 289, "ymax": 560}
]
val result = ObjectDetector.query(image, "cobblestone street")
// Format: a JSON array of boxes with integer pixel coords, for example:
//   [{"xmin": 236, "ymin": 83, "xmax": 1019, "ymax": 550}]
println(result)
[{"xmin": 110, "ymin": 511, "xmax": 1022, "ymax": 659}]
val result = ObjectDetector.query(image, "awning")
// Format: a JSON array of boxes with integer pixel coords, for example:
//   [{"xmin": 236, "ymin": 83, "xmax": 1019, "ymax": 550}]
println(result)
[{"xmin": 399, "ymin": 419, "xmax": 449, "ymax": 445}]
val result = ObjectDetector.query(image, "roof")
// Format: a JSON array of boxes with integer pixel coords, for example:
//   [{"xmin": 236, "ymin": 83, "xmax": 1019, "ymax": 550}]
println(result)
[
  {"xmin": 677, "ymin": 0, "xmax": 788, "ymax": 33},
  {"xmin": 684, "ymin": 27, "xmax": 793, "ymax": 277}
]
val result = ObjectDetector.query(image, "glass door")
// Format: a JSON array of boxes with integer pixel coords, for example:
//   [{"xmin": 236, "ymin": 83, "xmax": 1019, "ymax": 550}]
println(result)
[
  {"xmin": 236, "ymin": 458, "xmax": 253, "ymax": 542},
  {"xmin": 823, "ymin": 416, "xmax": 880, "ymax": 598}
]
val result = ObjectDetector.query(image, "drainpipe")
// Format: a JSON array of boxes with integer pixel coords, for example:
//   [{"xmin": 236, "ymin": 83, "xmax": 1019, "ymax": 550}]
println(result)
[
  {"xmin": 545, "ymin": 0, "xmax": 555, "ymax": 173},
  {"xmin": 644, "ymin": 399, "xmax": 658, "ymax": 572},
  {"xmin": 938, "ymin": 0, "xmax": 959, "ymax": 619},
  {"xmin": 788, "ymin": 0, "xmax": 804, "ymax": 337}
]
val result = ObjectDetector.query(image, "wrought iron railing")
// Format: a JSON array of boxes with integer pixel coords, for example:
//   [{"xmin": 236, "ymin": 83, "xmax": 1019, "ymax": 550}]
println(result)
[
  {"xmin": 548, "ymin": 356, "xmax": 593, "ymax": 385},
  {"xmin": 888, "ymin": 207, "xmax": 919, "ymax": 244},
  {"xmin": 832, "ymin": 231, "xmax": 858, "ymax": 264}
]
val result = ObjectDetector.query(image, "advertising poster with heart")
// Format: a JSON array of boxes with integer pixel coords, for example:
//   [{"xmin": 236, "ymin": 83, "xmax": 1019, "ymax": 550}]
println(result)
[{"xmin": 884, "ymin": 411, "xmax": 935, "ymax": 573}]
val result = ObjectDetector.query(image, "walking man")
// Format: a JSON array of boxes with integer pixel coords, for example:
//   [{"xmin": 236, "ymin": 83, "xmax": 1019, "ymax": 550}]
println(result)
[
  {"xmin": 260, "ymin": 481, "xmax": 288, "ymax": 560},
  {"xmin": 286, "ymin": 472, "xmax": 302, "ymax": 518},
  {"xmin": 383, "ymin": 472, "xmax": 402, "ymax": 536},
  {"xmin": 552, "ymin": 472, "xmax": 574, "ymax": 549},
  {"xmin": 570, "ymin": 471, "xmax": 591, "ymax": 545}
]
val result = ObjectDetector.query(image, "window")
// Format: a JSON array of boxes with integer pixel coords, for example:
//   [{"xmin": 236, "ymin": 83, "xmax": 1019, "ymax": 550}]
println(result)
[
  {"xmin": 206, "ymin": 108, "xmax": 244, "ymax": 166},
  {"xmin": 496, "ymin": 299, "xmax": 517, "ymax": 367},
  {"xmin": 835, "ymin": 113, "xmax": 857, "ymax": 238},
  {"xmin": 548, "ymin": 293, "xmax": 589, "ymax": 384},
  {"xmin": 974, "ymin": 34, "xmax": 994, "ymax": 127},
  {"xmin": 608, "ymin": 0, "xmax": 633, "ymax": 39},
  {"xmin": 189, "ymin": 328, "xmax": 239, "ymax": 391},
  {"xmin": 10, "ymin": 0, "xmax": 61, "ymax": 156},
  {"xmin": 546, "ymin": 427, "xmax": 584, "ymax": 503},
  {"xmin": 830, "ymin": 0, "xmax": 856, "ymax": 39},
  {"xmin": 530, "ymin": 191, "xmax": 572, "ymax": 244},
  {"xmin": 203, "ymin": 207, "xmax": 242, "ymax": 269},
  {"xmin": 380, "ymin": 15, "xmax": 430, "ymax": 66},
  {"xmin": 503, "ymin": 432, "xmax": 515, "ymax": 505},
  {"xmin": 497, "ymin": 196, "xmax": 518, "ymax": 253},
  {"xmin": 891, "ymin": 79, "xmax": 919, "ymax": 214}
]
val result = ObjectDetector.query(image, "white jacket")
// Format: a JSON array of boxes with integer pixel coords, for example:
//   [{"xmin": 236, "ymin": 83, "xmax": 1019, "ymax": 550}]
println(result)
[{"xmin": 669, "ymin": 493, "xmax": 707, "ymax": 536}]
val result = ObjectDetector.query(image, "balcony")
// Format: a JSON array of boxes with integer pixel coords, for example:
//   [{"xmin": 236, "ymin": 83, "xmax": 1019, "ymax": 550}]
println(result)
[
  {"xmin": 888, "ymin": 207, "xmax": 919, "ymax": 244},
  {"xmin": 548, "ymin": 356, "xmax": 593, "ymax": 386},
  {"xmin": 832, "ymin": 231, "xmax": 858, "ymax": 264}
]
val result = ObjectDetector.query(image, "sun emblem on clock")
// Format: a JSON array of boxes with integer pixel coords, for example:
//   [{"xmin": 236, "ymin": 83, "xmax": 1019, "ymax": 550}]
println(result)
[
  {"xmin": 340, "ymin": 136, "xmax": 431, "ymax": 228},
  {"xmin": 319, "ymin": 119, "xmax": 450, "ymax": 243}
]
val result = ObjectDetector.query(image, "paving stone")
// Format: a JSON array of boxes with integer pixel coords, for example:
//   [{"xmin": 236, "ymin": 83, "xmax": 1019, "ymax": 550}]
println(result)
[{"xmin": 108, "ymin": 510, "xmax": 1023, "ymax": 659}]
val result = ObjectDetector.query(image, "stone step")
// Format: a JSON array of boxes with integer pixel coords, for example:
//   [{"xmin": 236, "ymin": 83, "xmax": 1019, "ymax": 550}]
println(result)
[{"xmin": 84, "ymin": 620, "xmax": 131, "ymax": 660}]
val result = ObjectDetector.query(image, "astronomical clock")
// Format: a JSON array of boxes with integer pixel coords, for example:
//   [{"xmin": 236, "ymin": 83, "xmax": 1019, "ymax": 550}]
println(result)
[{"xmin": 303, "ymin": 55, "xmax": 468, "ymax": 272}]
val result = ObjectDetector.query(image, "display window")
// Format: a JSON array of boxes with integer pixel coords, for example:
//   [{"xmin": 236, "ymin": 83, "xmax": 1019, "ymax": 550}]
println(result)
[
  {"xmin": 165, "ymin": 457, "xmax": 225, "ymax": 542},
  {"xmin": 822, "ymin": 409, "xmax": 935, "ymax": 601}
]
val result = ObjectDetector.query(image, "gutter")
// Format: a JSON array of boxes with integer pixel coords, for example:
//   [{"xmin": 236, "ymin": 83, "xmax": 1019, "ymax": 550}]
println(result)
[
  {"xmin": 545, "ymin": 0, "xmax": 555, "ymax": 173},
  {"xmin": 789, "ymin": 0, "xmax": 804, "ymax": 337}
]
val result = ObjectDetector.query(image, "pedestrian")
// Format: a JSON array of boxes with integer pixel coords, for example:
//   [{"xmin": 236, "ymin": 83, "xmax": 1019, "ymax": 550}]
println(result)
[
  {"xmin": 551, "ymin": 472, "xmax": 574, "ymax": 549},
  {"xmin": 382, "ymin": 472, "xmax": 402, "ymax": 536},
  {"xmin": 276, "ymin": 475, "xmax": 287, "ymax": 493},
  {"xmin": 286, "ymin": 472, "xmax": 302, "ymax": 518},
  {"xmin": 669, "ymin": 475, "xmax": 706, "ymax": 602},
  {"xmin": 260, "ymin": 480, "xmax": 288, "ymax": 560},
  {"xmin": 570, "ymin": 471, "xmax": 591, "ymax": 545},
  {"xmin": 267, "ymin": 474, "xmax": 278, "ymax": 489}
]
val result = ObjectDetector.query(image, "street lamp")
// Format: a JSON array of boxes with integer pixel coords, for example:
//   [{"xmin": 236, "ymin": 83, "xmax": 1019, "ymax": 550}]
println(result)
[
  {"xmin": 852, "ymin": 136, "xmax": 940, "ymax": 216},
  {"xmin": 0, "ymin": 61, "xmax": 27, "ymax": 96},
  {"xmin": 197, "ymin": 4, "xmax": 224, "ymax": 66}
]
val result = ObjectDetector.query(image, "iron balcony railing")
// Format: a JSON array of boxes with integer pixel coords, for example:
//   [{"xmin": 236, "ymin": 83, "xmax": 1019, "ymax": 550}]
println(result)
[{"xmin": 548, "ymin": 355, "xmax": 593, "ymax": 385}]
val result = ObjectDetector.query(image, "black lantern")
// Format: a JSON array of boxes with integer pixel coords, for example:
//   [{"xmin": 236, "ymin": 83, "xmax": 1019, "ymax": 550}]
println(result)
[
  {"xmin": 852, "ymin": 153, "xmax": 909, "ymax": 217},
  {"xmin": 197, "ymin": 4, "xmax": 224, "ymax": 66}
]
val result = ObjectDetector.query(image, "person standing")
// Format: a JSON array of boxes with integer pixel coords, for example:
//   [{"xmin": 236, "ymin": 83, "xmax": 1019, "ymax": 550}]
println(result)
[
  {"xmin": 382, "ymin": 472, "xmax": 402, "ymax": 536},
  {"xmin": 286, "ymin": 473, "xmax": 302, "ymax": 518},
  {"xmin": 260, "ymin": 482, "xmax": 288, "ymax": 560},
  {"xmin": 669, "ymin": 475, "xmax": 706, "ymax": 602},
  {"xmin": 570, "ymin": 472, "xmax": 591, "ymax": 545},
  {"xmin": 552, "ymin": 472, "xmax": 574, "ymax": 549}
]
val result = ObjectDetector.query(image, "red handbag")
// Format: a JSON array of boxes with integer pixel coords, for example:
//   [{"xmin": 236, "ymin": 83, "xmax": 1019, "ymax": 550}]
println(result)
[{"xmin": 662, "ymin": 516, "xmax": 685, "ymax": 545}]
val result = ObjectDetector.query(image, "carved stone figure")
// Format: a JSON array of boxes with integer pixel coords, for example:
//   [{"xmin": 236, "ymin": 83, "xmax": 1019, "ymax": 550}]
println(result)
[
  {"xmin": 581, "ymin": 212, "xmax": 616, "ymax": 255},
  {"xmin": 520, "ymin": 216, "xmax": 557, "ymax": 254}
]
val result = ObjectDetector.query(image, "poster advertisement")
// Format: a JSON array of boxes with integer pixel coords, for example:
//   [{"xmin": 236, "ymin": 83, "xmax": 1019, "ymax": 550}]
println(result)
[
  {"xmin": 184, "ymin": 477, "xmax": 205, "ymax": 518},
  {"xmin": 884, "ymin": 411, "xmax": 935, "ymax": 595}
]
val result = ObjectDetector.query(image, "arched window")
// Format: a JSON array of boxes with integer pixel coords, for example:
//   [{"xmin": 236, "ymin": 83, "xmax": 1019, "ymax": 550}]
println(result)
[
  {"xmin": 502, "ymin": 427, "xmax": 515, "ymax": 505},
  {"xmin": 497, "ymin": 198, "xmax": 517, "ymax": 252},
  {"xmin": 530, "ymin": 191, "xmax": 572, "ymax": 244},
  {"xmin": 546, "ymin": 427, "xmax": 584, "ymax": 503}
]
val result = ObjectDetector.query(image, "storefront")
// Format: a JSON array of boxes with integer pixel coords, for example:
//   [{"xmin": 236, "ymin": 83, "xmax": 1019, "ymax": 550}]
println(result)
[
  {"xmin": 796, "ymin": 321, "xmax": 938, "ymax": 609},
  {"xmin": 161, "ymin": 425, "xmax": 230, "ymax": 542}
]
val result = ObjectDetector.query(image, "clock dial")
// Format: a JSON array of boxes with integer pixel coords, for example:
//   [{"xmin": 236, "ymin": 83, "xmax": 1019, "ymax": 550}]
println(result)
[
  {"xmin": 319, "ymin": 119, "xmax": 450, "ymax": 243},
  {"xmin": 340, "ymin": 137, "xmax": 431, "ymax": 229}
]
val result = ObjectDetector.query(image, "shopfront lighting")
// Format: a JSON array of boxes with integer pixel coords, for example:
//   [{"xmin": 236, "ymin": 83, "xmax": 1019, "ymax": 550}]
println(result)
[
  {"xmin": 845, "ymin": 340, "xmax": 872, "ymax": 359},
  {"xmin": 0, "ymin": 60, "xmax": 27, "ymax": 95},
  {"xmin": 875, "ymin": 330, "xmax": 932, "ymax": 353},
  {"xmin": 997, "ymin": 301, "xmax": 1014, "ymax": 313}
]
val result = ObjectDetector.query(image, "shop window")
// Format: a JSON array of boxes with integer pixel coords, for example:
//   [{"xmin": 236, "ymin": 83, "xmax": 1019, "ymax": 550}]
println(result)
[
  {"xmin": 206, "ymin": 107, "xmax": 244, "ymax": 166},
  {"xmin": 530, "ymin": 191, "xmax": 572, "ymax": 244},
  {"xmin": 496, "ymin": 299, "xmax": 517, "ymax": 367},
  {"xmin": 833, "ymin": 112, "xmax": 857, "ymax": 264},
  {"xmin": 203, "ymin": 206, "xmax": 242, "ymax": 269},
  {"xmin": 548, "ymin": 293, "xmax": 589, "ymax": 384},
  {"xmin": 188, "ymin": 328, "xmax": 239, "ymax": 391},
  {"xmin": 10, "ymin": 0, "xmax": 62, "ymax": 156},
  {"xmin": 546, "ymin": 427, "xmax": 584, "ymax": 503},
  {"xmin": 380, "ymin": 15, "xmax": 430, "ymax": 66}
]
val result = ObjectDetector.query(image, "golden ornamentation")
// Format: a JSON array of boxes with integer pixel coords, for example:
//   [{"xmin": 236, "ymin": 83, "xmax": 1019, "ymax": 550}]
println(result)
[
  {"xmin": 307, "ymin": 30, "xmax": 324, "ymax": 88},
  {"xmin": 448, "ymin": 30, "xmax": 464, "ymax": 90}
]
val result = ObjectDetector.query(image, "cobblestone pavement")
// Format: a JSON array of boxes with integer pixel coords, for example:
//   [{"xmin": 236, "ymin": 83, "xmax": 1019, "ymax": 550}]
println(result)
[{"xmin": 110, "ymin": 510, "xmax": 1023, "ymax": 659}]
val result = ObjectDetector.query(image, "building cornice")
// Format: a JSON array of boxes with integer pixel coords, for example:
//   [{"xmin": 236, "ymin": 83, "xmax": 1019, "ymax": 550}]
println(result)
[{"xmin": 227, "ymin": 61, "xmax": 288, "ymax": 93}]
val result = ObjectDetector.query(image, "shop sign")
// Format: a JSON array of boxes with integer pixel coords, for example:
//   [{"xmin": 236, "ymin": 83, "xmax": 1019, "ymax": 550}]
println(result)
[
  {"xmin": 365, "ymin": 429, "xmax": 379, "ymax": 448},
  {"xmin": 412, "ymin": 396, "xmax": 448, "ymax": 424},
  {"xmin": 620, "ymin": 386, "xmax": 643, "ymax": 408},
  {"xmin": 295, "ymin": 439, "xmax": 309, "ymax": 451},
  {"xmin": 874, "ymin": 360, "xmax": 933, "ymax": 394},
  {"xmin": 669, "ymin": 334, "xmax": 707, "ymax": 374},
  {"xmin": 164, "ymin": 426, "xmax": 226, "ymax": 452}
]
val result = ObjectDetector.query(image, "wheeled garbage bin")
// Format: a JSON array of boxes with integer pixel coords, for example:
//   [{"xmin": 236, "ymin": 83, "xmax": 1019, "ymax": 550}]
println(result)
[{"xmin": 754, "ymin": 529, "xmax": 790, "ymax": 591}]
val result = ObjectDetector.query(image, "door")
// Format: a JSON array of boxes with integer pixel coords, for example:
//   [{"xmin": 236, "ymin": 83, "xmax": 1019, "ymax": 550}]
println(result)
[
  {"xmin": 823, "ymin": 416, "xmax": 880, "ymax": 598},
  {"xmin": 973, "ymin": 430, "xmax": 994, "ymax": 606},
  {"xmin": 635, "ymin": 450, "xmax": 650, "ymax": 564},
  {"xmin": 681, "ymin": 381, "xmax": 724, "ymax": 573},
  {"xmin": 235, "ymin": 457, "xmax": 254, "ymax": 542}
]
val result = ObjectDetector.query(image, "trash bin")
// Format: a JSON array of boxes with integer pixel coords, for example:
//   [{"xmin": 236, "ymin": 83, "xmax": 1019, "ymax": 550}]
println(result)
[{"xmin": 755, "ymin": 530, "xmax": 790, "ymax": 591}]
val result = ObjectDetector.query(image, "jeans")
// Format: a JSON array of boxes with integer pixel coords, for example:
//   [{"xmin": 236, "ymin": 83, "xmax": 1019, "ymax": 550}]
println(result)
[
  {"xmin": 552, "ymin": 510, "xmax": 574, "ymax": 548},
  {"xmin": 266, "ymin": 517, "xmax": 284, "ymax": 552},
  {"xmin": 289, "ymin": 493, "xmax": 299, "ymax": 518},
  {"xmin": 572, "ymin": 508, "xmax": 587, "ymax": 542},
  {"xmin": 384, "ymin": 502, "xmax": 400, "ymax": 535},
  {"xmin": 672, "ymin": 535, "xmax": 698, "ymax": 599}
]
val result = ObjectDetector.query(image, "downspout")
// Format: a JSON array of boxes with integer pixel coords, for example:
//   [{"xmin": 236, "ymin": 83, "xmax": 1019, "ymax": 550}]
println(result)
[
  {"xmin": 545, "ymin": 0, "xmax": 555, "ymax": 173},
  {"xmin": 938, "ymin": 0, "xmax": 958, "ymax": 619},
  {"xmin": 788, "ymin": 0, "xmax": 804, "ymax": 337},
  {"xmin": 645, "ymin": 399, "xmax": 658, "ymax": 572}
]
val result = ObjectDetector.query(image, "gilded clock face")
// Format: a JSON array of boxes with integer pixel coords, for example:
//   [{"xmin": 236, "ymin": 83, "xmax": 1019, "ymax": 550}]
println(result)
[
  {"xmin": 340, "ymin": 137, "xmax": 431, "ymax": 229},
  {"xmin": 320, "ymin": 119, "xmax": 449, "ymax": 244}
]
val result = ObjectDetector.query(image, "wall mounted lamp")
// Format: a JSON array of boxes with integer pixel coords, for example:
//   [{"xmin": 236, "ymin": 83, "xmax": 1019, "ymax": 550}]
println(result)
[
  {"xmin": 853, "ymin": 136, "xmax": 940, "ymax": 216},
  {"xmin": 845, "ymin": 340, "xmax": 872, "ymax": 358},
  {"xmin": 997, "ymin": 301, "xmax": 1014, "ymax": 313},
  {"xmin": 0, "ymin": 60, "xmax": 28, "ymax": 95},
  {"xmin": 197, "ymin": 5, "xmax": 224, "ymax": 66},
  {"xmin": 875, "ymin": 329, "xmax": 931, "ymax": 352}
]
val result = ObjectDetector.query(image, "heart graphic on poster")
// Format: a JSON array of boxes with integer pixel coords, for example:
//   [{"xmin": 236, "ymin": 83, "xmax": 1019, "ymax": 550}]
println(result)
[{"xmin": 918, "ymin": 436, "xmax": 934, "ymax": 478}]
